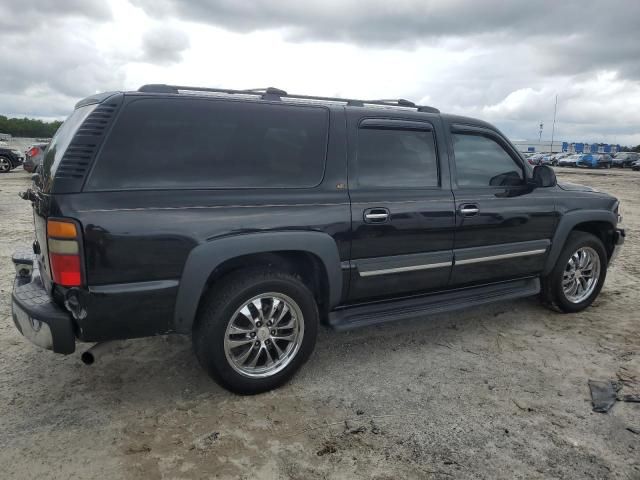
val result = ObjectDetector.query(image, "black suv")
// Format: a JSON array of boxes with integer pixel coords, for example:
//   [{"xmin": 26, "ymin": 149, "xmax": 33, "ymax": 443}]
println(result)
[{"xmin": 11, "ymin": 85, "xmax": 625, "ymax": 394}]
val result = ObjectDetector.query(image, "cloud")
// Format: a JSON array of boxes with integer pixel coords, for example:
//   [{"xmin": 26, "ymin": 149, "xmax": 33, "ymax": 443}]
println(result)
[
  {"xmin": 140, "ymin": 26, "xmax": 190, "ymax": 64},
  {"xmin": 0, "ymin": 0, "xmax": 111, "ymax": 32},
  {"xmin": 131, "ymin": 0, "xmax": 640, "ymax": 80},
  {"xmin": 0, "ymin": 0, "xmax": 638, "ymax": 145},
  {"xmin": 0, "ymin": 21, "xmax": 125, "ymax": 111}
]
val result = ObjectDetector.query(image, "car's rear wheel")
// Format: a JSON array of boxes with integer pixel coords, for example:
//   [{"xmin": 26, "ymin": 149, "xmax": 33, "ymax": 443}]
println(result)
[
  {"xmin": 0, "ymin": 156, "xmax": 12, "ymax": 173},
  {"xmin": 541, "ymin": 231, "xmax": 607, "ymax": 313},
  {"xmin": 193, "ymin": 268, "xmax": 318, "ymax": 394}
]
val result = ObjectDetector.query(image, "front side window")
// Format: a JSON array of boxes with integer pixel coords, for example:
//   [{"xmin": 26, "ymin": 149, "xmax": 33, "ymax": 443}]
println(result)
[
  {"xmin": 356, "ymin": 127, "xmax": 438, "ymax": 188},
  {"xmin": 452, "ymin": 133, "xmax": 523, "ymax": 187}
]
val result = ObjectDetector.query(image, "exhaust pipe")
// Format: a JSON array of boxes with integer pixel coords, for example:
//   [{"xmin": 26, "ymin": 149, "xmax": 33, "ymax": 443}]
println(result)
[{"xmin": 81, "ymin": 341, "xmax": 118, "ymax": 365}]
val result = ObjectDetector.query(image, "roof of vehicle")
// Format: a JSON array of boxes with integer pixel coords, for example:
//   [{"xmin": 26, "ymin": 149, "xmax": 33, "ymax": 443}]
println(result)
[
  {"xmin": 75, "ymin": 84, "xmax": 504, "ymax": 134},
  {"xmin": 131, "ymin": 84, "xmax": 442, "ymax": 113}
]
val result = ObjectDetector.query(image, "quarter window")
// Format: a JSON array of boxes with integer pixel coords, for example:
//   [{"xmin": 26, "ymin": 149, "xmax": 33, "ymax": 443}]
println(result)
[
  {"xmin": 452, "ymin": 133, "xmax": 523, "ymax": 187},
  {"xmin": 356, "ymin": 127, "xmax": 438, "ymax": 188},
  {"xmin": 86, "ymin": 98, "xmax": 329, "ymax": 190}
]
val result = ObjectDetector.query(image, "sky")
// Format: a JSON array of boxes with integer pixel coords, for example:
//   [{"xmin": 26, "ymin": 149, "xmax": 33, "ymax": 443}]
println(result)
[{"xmin": 2, "ymin": 0, "xmax": 640, "ymax": 144}]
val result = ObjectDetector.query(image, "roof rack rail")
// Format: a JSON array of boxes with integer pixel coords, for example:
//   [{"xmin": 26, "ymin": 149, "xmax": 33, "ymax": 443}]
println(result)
[
  {"xmin": 137, "ymin": 84, "xmax": 440, "ymax": 113},
  {"xmin": 369, "ymin": 98, "xmax": 416, "ymax": 108}
]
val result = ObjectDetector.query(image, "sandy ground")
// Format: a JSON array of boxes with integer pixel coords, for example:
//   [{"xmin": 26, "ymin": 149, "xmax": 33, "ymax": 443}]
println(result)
[{"xmin": 0, "ymin": 167, "xmax": 638, "ymax": 479}]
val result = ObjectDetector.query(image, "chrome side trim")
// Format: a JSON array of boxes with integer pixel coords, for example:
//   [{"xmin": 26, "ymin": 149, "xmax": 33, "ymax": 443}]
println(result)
[
  {"xmin": 359, "ymin": 261, "xmax": 452, "ymax": 277},
  {"xmin": 455, "ymin": 249, "xmax": 547, "ymax": 266}
]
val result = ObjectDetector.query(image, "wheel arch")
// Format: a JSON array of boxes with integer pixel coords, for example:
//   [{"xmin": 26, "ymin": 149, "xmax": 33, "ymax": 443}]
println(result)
[
  {"xmin": 544, "ymin": 210, "xmax": 617, "ymax": 275},
  {"xmin": 173, "ymin": 231, "xmax": 343, "ymax": 333}
]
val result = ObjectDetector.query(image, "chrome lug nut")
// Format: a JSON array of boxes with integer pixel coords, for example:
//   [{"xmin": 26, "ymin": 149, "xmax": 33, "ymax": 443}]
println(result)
[{"xmin": 254, "ymin": 341, "xmax": 260, "ymax": 347}]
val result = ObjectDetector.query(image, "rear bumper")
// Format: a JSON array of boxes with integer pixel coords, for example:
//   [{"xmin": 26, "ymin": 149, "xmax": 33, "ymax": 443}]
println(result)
[
  {"xmin": 609, "ymin": 228, "xmax": 625, "ymax": 265},
  {"xmin": 10, "ymin": 249, "xmax": 76, "ymax": 354}
]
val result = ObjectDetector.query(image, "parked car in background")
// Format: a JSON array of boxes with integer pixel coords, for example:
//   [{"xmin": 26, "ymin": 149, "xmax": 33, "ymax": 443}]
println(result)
[
  {"xmin": 528, "ymin": 153, "xmax": 544, "ymax": 165},
  {"xmin": 612, "ymin": 152, "xmax": 639, "ymax": 168},
  {"xmin": 538, "ymin": 154, "xmax": 555, "ymax": 166},
  {"xmin": 0, "ymin": 145, "xmax": 24, "ymax": 173},
  {"xmin": 576, "ymin": 153, "xmax": 613, "ymax": 169},
  {"xmin": 552, "ymin": 153, "xmax": 570, "ymax": 164},
  {"xmin": 23, "ymin": 143, "xmax": 48, "ymax": 173},
  {"xmin": 558, "ymin": 154, "xmax": 582, "ymax": 167}
]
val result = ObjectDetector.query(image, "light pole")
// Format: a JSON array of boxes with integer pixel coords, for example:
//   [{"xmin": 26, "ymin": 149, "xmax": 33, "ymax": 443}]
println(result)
[{"xmin": 550, "ymin": 95, "xmax": 558, "ymax": 154}]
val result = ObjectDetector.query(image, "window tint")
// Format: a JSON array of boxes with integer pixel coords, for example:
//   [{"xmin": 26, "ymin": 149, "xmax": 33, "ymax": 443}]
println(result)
[
  {"xmin": 356, "ymin": 128, "xmax": 438, "ymax": 188},
  {"xmin": 452, "ymin": 133, "xmax": 523, "ymax": 187},
  {"xmin": 43, "ymin": 104, "xmax": 96, "ymax": 179},
  {"xmin": 86, "ymin": 98, "xmax": 329, "ymax": 190}
]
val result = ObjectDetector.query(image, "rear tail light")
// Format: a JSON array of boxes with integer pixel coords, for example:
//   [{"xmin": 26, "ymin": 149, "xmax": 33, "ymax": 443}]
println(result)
[
  {"xmin": 47, "ymin": 219, "xmax": 83, "ymax": 287},
  {"xmin": 27, "ymin": 147, "xmax": 39, "ymax": 157}
]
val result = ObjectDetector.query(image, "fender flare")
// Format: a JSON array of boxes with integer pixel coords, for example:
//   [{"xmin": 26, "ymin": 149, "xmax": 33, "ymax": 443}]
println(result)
[
  {"xmin": 543, "ymin": 210, "xmax": 616, "ymax": 275},
  {"xmin": 173, "ymin": 231, "xmax": 343, "ymax": 333}
]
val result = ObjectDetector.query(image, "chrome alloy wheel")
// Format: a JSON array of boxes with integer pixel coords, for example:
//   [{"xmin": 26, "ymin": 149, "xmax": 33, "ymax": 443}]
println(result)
[
  {"xmin": 0, "ymin": 157, "xmax": 11, "ymax": 172},
  {"xmin": 562, "ymin": 246, "xmax": 601, "ymax": 303},
  {"xmin": 223, "ymin": 293, "xmax": 304, "ymax": 378}
]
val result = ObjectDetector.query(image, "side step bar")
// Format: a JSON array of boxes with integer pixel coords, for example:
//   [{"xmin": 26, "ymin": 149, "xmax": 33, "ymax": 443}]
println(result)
[{"xmin": 328, "ymin": 277, "xmax": 540, "ymax": 331}]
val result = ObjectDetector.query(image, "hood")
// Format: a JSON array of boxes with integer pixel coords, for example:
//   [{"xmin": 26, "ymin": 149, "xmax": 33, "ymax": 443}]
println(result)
[{"xmin": 558, "ymin": 182, "xmax": 597, "ymax": 192}]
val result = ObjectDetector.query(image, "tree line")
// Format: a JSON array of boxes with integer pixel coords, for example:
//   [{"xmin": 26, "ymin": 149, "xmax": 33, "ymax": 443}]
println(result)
[
  {"xmin": 621, "ymin": 145, "xmax": 640, "ymax": 153},
  {"xmin": 0, "ymin": 115, "xmax": 62, "ymax": 139}
]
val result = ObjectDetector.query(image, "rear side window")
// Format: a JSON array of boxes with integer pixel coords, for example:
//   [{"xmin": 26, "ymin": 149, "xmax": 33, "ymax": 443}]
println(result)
[
  {"xmin": 43, "ymin": 104, "xmax": 96, "ymax": 179},
  {"xmin": 452, "ymin": 133, "xmax": 523, "ymax": 187},
  {"xmin": 356, "ymin": 127, "xmax": 438, "ymax": 188},
  {"xmin": 86, "ymin": 98, "xmax": 329, "ymax": 190}
]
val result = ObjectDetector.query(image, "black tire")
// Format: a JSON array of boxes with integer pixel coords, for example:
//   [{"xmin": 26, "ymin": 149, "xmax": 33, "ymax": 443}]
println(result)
[
  {"xmin": 193, "ymin": 268, "xmax": 318, "ymax": 394},
  {"xmin": 0, "ymin": 156, "xmax": 12, "ymax": 173},
  {"xmin": 541, "ymin": 231, "xmax": 607, "ymax": 313}
]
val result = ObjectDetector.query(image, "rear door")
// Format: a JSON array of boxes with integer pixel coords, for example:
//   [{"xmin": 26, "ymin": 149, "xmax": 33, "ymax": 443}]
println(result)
[
  {"xmin": 446, "ymin": 123, "xmax": 557, "ymax": 287},
  {"xmin": 347, "ymin": 112, "xmax": 455, "ymax": 302}
]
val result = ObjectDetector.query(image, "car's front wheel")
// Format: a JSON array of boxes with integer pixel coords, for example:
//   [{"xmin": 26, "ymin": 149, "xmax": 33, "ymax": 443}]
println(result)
[
  {"xmin": 193, "ymin": 268, "xmax": 318, "ymax": 394},
  {"xmin": 541, "ymin": 231, "xmax": 607, "ymax": 313},
  {"xmin": 0, "ymin": 156, "xmax": 12, "ymax": 173}
]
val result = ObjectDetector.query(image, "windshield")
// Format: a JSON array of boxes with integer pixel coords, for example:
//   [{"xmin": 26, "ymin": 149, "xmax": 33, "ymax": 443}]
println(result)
[{"xmin": 41, "ymin": 104, "xmax": 96, "ymax": 190}]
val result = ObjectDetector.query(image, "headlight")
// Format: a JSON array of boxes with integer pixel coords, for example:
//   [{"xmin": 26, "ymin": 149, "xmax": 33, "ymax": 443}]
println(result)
[{"xmin": 11, "ymin": 149, "xmax": 21, "ymax": 155}]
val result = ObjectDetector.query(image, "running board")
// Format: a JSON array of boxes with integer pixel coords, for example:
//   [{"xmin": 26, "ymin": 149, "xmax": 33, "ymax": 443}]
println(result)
[{"xmin": 328, "ymin": 277, "xmax": 540, "ymax": 331}]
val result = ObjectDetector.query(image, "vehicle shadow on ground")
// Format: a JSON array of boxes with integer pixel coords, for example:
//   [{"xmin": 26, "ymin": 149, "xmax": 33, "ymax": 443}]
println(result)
[{"xmin": 8, "ymin": 296, "xmax": 546, "ymax": 413}]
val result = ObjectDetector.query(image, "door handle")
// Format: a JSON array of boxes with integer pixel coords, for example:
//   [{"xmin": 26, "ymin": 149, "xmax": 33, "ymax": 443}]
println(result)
[
  {"xmin": 363, "ymin": 208, "xmax": 390, "ymax": 223},
  {"xmin": 459, "ymin": 204, "xmax": 479, "ymax": 216}
]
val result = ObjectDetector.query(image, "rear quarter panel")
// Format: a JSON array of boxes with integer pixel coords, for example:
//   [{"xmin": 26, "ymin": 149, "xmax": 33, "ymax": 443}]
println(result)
[{"xmin": 52, "ymin": 106, "xmax": 350, "ymax": 341}]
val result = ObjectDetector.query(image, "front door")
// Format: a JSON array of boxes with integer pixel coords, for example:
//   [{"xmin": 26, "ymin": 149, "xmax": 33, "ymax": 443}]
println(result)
[
  {"xmin": 447, "ymin": 124, "xmax": 557, "ymax": 287},
  {"xmin": 347, "ymin": 114, "xmax": 456, "ymax": 302}
]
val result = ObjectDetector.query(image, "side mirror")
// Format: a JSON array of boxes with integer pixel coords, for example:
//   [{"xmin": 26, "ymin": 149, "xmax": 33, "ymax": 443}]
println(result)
[{"xmin": 532, "ymin": 165, "xmax": 557, "ymax": 188}]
